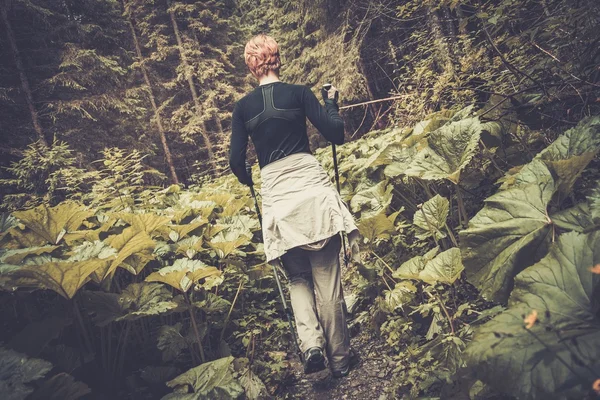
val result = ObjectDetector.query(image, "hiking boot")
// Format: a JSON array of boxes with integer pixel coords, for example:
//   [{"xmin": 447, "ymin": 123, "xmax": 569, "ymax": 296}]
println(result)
[
  {"xmin": 303, "ymin": 347, "xmax": 326, "ymax": 374},
  {"xmin": 332, "ymin": 348, "xmax": 360, "ymax": 378}
]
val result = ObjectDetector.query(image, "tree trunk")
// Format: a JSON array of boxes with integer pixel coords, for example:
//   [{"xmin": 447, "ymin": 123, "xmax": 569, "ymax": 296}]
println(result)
[
  {"xmin": 1, "ymin": 3, "xmax": 49, "ymax": 147},
  {"xmin": 441, "ymin": 6, "xmax": 462, "ymax": 59},
  {"xmin": 167, "ymin": 0, "xmax": 218, "ymax": 173},
  {"xmin": 124, "ymin": 1, "xmax": 179, "ymax": 184},
  {"xmin": 427, "ymin": 7, "xmax": 454, "ymax": 76}
]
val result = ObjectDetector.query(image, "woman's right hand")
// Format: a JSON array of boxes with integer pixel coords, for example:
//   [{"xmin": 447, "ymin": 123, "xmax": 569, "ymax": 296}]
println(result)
[{"xmin": 321, "ymin": 84, "xmax": 339, "ymax": 103}]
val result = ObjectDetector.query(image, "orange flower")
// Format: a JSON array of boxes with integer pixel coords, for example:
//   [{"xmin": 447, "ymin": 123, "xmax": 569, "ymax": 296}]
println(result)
[
  {"xmin": 593, "ymin": 379, "xmax": 600, "ymax": 394},
  {"xmin": 589, "ymin": 264, "xmax": 600, "ymax": 274},
  {"xmin": 524, "ymin": 310, "xmax": 538, "ymax": 329}
]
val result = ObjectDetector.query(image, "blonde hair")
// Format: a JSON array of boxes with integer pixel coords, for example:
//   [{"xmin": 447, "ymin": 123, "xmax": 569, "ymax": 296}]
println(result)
[{"xmin": 244, "ymin": 34, "xmax": 281, "ymax": 77}]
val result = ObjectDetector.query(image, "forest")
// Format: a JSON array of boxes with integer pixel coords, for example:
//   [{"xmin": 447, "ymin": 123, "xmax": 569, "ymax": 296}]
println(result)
[{"xmin": 0, "ymin": 0, "xmax": 599, "ymax": 399}]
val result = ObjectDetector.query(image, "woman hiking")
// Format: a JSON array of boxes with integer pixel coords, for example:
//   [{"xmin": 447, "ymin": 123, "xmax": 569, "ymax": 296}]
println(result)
[{"xmin": 229, "ymin": 34, "xmax": 359, "ymax": 378}]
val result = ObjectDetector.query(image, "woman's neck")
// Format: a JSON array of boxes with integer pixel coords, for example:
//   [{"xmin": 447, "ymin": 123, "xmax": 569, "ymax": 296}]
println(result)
[{"xmin": 258, "ymin": 71, "xmax": 280, "ymax": 86}]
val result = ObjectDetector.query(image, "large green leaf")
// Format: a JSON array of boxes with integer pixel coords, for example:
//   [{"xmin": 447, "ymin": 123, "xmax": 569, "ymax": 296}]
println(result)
[
  {"xmin": 419, "ymin": 247, "xmax": 464, "ymax": 285},
  {"xmin": 460, "ymin": 160, "xmax": 555, "ymax": 303},
  {"xmin": 9, "ymin": 258, "xmax": 112, "ymax": 299},
  {"xmin": 0, "ymin": 246, "xmax": 59, "ymax": 265},
  {"xmin": 392, "ymin": 247, "xmax": 463, "ymax": 285},
  {"xmin": 157, "ymin": 323, "xmax": 191, "ymax": 362},
  {"xmin": 81, "ymin": 282, "xmax": 179, "ymax": 326},
  {"xmin": 28, "ymin": 372, "xmax": 91, "ymax": 400},
  {"xmin": 209, "ymin": 231, "xmax": 251, "ymax": 259},
  {"xmin": 350, "ymin": 180, "xmax": 393, "ymax": 219},
  {"xmin": 104, "ymin": 226, "xmax": 155, "ymax": 279},
  {"xmin": 0, "ymin": 347, "xmax": 52, "ymax": 400},
  {"xmin": 163, "ymin": 219, "xmax": 208, "ymax": 243},
  {"xmin": 146, "ymin": 259, "xmax": 221, "ymax": 293},
  {"xmin": 238, "ymin": 367, "xmax": 268, "ymax": 400},
  {"xmin": 392, "ymin": 246, "xmax": 440, "ymax": 280},
  {"xmin": 413, "ymin": 195, "xmax": 449, "ymax": 241},
  {"xmin": 464, "ymin": 231, "xmax": 600, "ymax": 399},
  {"xmin": 404, "ymin": 117, "xmax": 482, "ymax": 184},
  {"xmin": 12, "ymin": 202, "xmax": 93, "ymax": 245},
  {"xmin": 535, "ymin": 115, "xmax": 600, "ymax": 161},
  {"xmin": 163, "ymin": 356, "xmax": 243, "ymax": 400},
  {"xmin": 382, "ymin": 281, "xmax": 417, "ymax": 313},
  {"xmin": 117, "ymin": 212, "xmax": 171, "ymax": 236},
  {"xmin": 357, "ymin": 212, "xmax": 395, "ymax": 243}
]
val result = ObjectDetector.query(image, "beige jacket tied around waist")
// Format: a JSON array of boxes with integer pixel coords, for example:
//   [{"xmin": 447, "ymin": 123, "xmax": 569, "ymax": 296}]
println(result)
[{"xmin": 260, "ymin": 152, "xmax": 359, "ymax": 263}]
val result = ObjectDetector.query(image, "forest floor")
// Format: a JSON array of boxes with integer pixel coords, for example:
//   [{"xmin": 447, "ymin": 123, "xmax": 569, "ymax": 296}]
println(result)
[{"xmin": 280, "ymin": 327, "xmax": 395, "ymax": 400}]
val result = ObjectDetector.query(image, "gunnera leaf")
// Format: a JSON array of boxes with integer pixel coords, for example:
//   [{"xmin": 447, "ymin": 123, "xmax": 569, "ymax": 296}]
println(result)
[
  {"xmin": 12, "ymin": 202, "xmax": 93, "ymax": 245},
  {"xmin": 382, "ymin": 281, "xmax": 417, "ymax": 312},
  {"xmin": 535, "ymin": 115, "xmax": 600, "ymax": 161},
  {"xmin": 116, "ymin": 212, "xmax": 171, "ymax": 236},
  {"xmin": 104, "ymin": 226, "xmax": 155, "ymax": 279},
  {"xmin": 162, "ymin": 356, "xmax": 243, "ymax": 400},
  {"xmin": 81, "ymin": 282, "xmax": 179, "ymax": 326},
  {"xmin": 9, "ymin": 258, "xmax": 113, "ymax": 299},
  {"xmin": 238, "ymin": 367, "xmax": 268, "ymax": 400},
  {"xmin": 157, "ymin": 323, "xmax": 189, "ymax": 362},
  {"xmin": 413, "ymin": 195, "xmax": 449, "ymax": 241},
  {"xmin": 464, "ymin": 231, "xmax": 600, "ymax": 399},
  {"xmin": 357, "ymin": 212, "xmax": 395, "ymax": 243},
  {"xmin": 393, "ymin": 247, "xmax": 439, "ymax": 280},
  {"xmin": 0, "ymin": 347, "xmax": 53, "ymax": 400},
  {"xmin": 146, "ymin": 259, "xmax": 221, "ymax": 293},
  {"xmin": 404, "ymin": 117, "xmax": 482, "ymax": 184},
  {"xmin": 419, "ymin": 247, "xmax": 464, "ymax": 285},
  {"xmin": 460, "ymin": 160, "xmax": 555, "ymax": 303},
  {"xmin": 28, "ymin": 372, "xmax": 91, "ymax": 400},
  {"xmin": 350, "ymin": 180, "xmax": 393, "ymax": 219}
]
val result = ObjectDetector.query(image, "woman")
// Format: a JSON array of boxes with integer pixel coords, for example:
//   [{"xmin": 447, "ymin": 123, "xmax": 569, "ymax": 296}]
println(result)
[{"xmin": 229, "ymin": 34, "xmax": 359, "ymax": 378}]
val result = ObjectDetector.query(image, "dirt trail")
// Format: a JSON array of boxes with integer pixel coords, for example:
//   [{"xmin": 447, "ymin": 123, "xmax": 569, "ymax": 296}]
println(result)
[{"xmin": 280, "ymin": 322, "xmax": 395, "ymax": 399}]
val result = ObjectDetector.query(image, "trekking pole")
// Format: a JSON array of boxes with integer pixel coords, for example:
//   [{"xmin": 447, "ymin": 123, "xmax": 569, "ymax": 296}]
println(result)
[
  {"xmin": 331, "ymin": 143, "xmax": 349, "ymax": 266},
  {"xmin": 245, "ymin": 163, "xmax": 303, "ymax": 363},
  {"xmin": 323, "ymin": 84, "xmax": 351, "ymax": 267}
]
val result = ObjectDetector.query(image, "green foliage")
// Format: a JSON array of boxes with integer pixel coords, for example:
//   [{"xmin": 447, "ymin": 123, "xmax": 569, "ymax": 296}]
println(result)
[
  {"xmin": 163, "ymin": 356, "xmax": 244, "ymax": 400},
  {"xmin": 0, "ymin": 140, "xmax": 88, "ymax": 211},
  {"xmin": 465, "ymin": 231, "xmax": 600, "ymax": 399}
]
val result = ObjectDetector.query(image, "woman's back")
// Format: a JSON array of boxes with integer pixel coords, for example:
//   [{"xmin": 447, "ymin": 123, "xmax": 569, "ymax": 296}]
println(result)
[{"xmin": 230, "ymin": 81, "xmax": 344, "ymax": 181}]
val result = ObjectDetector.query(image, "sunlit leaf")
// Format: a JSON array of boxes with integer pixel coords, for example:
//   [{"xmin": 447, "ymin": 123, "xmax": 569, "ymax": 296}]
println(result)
[
  {"xmin": 9, "ymin": 258, "xmax": 112, "ymax": 299},
  {"xmin": 209, "ymin": 230, "xmax": 251, "ymax": 259},
  {"xmin": 12, "ymin": 202, "xmax": 93, "ymax": 244},
  {"xmin": 358, "ymin": 212, "xmax": 395, "ymax": 243},
  {"xmin": 392, "ymin": 246, "xmax": 440, "ymax": 280},
  {"xmin": 405, "ymin": 117, "xmax": 482, "ymax": 184},
  {"xmin": 0, "ymin": 246, "xmax": 59, "ymax": 265},
  {"xmin": 350, "ymin": 180, "xmax": 393, "ymax": 219},
  {"xmin": 162, "ymin": 219, "xmax": 208, "ymax": 243},
  {"xmin": 117, "ymin": 212, "xmax": 171, "ymax": 236},
  {"xmin": 163, "ymin": 356, "xmax": 243, "ymax": 400},
  {"xmin": 104, "ymin": 227, "xmax": 155, "ymax": 279},
  {"xmin": 146, "ymin": 259, "xmax": 221, "ymax": 292},
  {"xmin": 419, "ymin": 247, "xmax": 464, "ymax": 285},
  {"xmin": 413, "ymin": 195, "xmax": 449, "ymax": 241},
  {"xmin": 382, "ymin": 281, "xmax": 417, "ymax": 312},
  {"xmin": 238, "ymin": 367, "xmax": 268, "ymax": 400}
]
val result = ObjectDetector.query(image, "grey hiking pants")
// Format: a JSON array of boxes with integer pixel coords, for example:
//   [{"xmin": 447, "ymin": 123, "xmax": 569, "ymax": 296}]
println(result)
[{"xmin": 281, "ymin": 234, "xmax": 351, "ymax": 371}]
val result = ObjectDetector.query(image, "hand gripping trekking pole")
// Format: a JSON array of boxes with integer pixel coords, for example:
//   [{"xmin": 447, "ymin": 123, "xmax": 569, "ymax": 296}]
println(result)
[{"xmin": 246, "ymin": 163, "xmax": 303, "ymax": 363}]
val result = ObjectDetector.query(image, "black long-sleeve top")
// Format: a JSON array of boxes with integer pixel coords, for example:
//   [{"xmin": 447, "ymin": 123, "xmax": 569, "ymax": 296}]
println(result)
[{"xmin": 229, "ymin": 81, "xmax": 344, "ymax": 185}]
